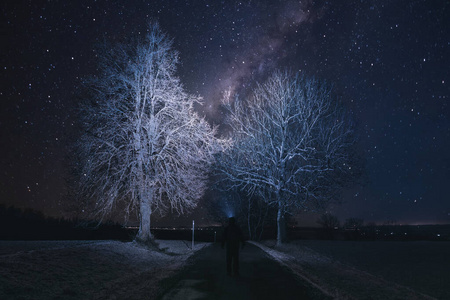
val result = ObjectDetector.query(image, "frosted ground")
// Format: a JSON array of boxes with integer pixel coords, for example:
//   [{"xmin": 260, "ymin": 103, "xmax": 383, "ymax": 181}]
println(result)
[
  {"xmin": 254, "ymin": 240, "xmax": 449, "ymax": 300},
  {"xmin": 1, "ymin": 239, "xmax": 448, "ymax": 299},
  {"xmin": 0, "ymin": 240, "xmax": 209, "ymax": 300}
]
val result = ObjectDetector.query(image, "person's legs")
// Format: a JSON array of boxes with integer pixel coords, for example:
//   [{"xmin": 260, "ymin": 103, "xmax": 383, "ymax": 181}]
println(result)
[
  {"xmin": 229, "ymin": 248, "xmax": 239, "ymax": 276},
  {"xmin": 234, "ymin": 250, "xmax": 239, "ymax": 275},
  {"xmin": 226, "ymin": 249, "xmax": 232, "ymax": 275}
]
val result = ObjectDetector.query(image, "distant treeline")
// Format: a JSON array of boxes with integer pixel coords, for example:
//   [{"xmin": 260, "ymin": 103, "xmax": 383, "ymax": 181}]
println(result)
[
  {"xmin": 2, "ymin": 205, "xmax": 448, "ymax": 241},
  {"xmin": 0, "ymin": 205, "xmax": 135, "ymax": 240}
]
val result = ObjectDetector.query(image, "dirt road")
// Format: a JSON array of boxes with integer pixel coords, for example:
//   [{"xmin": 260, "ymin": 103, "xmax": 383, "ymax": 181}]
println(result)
[{"xmin": 158, "ymin": 243, "xmax": 330, "ymax": 300}]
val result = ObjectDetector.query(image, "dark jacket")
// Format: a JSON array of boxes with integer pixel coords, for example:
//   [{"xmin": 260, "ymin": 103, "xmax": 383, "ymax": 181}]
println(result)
[{"xmin": 222, "ymin": 222, "xmax": 245, "ymax": 250}]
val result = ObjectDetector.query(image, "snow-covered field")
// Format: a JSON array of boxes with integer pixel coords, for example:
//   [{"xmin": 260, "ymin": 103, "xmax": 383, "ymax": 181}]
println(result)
[
  {"xmin": 254, "ymin": 240, "xmax": 449, "ymax": 300},
  {"xmin": 0, "ymin": 240, "xmax": 209, "ymax": 300}
]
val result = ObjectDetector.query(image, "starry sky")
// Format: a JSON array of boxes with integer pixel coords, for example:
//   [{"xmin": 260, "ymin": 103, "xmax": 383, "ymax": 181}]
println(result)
[{"xmin": 1, "ymin": 0, "xmax": 449, "ymax": 225}]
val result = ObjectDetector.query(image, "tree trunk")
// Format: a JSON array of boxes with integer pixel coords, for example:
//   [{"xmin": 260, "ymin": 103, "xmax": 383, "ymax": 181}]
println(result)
[
  {"xmin": 247, "ymin": 200, "xmax": 252, "ymax": 240},
  {"xmin": 137, "ymin": 195, "xmax": 153, "ymax": 242},
  {"xmin": 276, "ymin": 199, "xmax": 287, "ymax": 246},
  {"xmin": 258, "ymin": 203, "xmax": 269, "ymax": 241}
]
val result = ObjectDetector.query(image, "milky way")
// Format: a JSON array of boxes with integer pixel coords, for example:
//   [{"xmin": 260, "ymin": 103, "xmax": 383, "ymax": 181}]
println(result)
[{"xmin": 193, "ymin": 0, "xmax": 325, "ymax": 119}]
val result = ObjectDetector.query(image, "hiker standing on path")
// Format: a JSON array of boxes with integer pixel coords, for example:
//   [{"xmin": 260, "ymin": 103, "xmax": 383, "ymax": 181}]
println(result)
[{"xmin": 222, "ymin": 217, "xmax": 245, "ymax": 276}]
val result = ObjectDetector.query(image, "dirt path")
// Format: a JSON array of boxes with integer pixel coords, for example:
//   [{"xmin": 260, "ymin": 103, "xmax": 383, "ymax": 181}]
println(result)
[{"xmin": 158, "ymin": 243, "xmax": 330, "ymax": 300}]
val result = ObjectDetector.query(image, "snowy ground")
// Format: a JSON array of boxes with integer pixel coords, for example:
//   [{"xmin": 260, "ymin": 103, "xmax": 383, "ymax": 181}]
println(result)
[
  {"xmin": 253, "ymin": 240, "xmax": 449, "ymax": 300},
  {"xmin": 0, "ymin": 240, "xmax": 209, "ymax": 300}
]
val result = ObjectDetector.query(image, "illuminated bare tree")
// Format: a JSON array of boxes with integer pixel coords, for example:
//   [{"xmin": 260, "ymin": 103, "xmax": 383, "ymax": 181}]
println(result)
[
  {"xmin": 78, "ymin": 23, "xmax": 223, "ymax": 242},
  {"xmin": 218, "ymin": 71, "xmax": 355, "ymax": 245}
]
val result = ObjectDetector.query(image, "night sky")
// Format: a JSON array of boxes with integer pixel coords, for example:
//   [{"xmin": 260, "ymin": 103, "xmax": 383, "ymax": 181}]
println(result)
[{"xmin": 1, "ymin": 0, "xmax": 449, "ymax": 225}]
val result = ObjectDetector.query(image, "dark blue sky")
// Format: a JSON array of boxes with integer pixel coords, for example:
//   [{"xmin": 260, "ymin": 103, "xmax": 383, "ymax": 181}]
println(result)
[{"xmin": 1, "ymin": 0, "xmax": 449, "ymax": 225}]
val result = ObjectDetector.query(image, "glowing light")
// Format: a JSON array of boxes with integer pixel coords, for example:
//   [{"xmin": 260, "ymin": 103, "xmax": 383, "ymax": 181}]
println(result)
[
  {"xmin": 221, "ymin": 198, "xmax": 235, "ymax": 218},
  {"xmin": 225, "ymin": 208, "xmax": 234, "ymax": 218}
]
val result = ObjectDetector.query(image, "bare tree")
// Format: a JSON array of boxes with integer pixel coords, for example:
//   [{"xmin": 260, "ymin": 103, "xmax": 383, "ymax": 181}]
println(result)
[
  {"xmin": 317, "ymin": 213, "xmax": 340, "ymax": 229},
  {"xmin": 344, "ymin": 217, "xmax": 364, "ymax": 240},
  {"xmin": 317, "ymin": 213, "xmax": 340, "ymax": 240},
  {"xmin": 244, "ymin": 192, "xmax": 275, "ymax": 241},
  {"xmin": 78, "ymin": 23, "xmax": 223, "ymax": 242},
  {"xmin": 217, "ymin": 71, "xmax": 355, "ymax": 245},
  {"xmin": 344, "ymin": 218, "xmax": 364, "ymax": 230}
]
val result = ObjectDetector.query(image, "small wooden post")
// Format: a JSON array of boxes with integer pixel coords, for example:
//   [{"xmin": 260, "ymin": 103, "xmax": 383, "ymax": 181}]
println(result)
[{"xmin": 192, "ymin": 220, "xmax": 195, "ymax": 250}]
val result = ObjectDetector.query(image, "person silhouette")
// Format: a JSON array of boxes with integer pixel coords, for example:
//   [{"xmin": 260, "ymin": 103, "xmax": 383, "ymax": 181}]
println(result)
[{"xmin": 221, "ymin": 217, "xmax": 245, "ymax": 276}]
